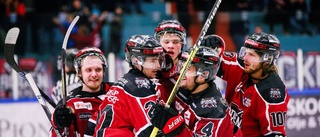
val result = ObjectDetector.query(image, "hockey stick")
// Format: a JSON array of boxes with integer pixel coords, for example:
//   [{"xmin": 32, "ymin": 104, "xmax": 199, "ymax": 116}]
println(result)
[
  {"xmin": 150, "ymin": 0, "xmax": 222, "ymax": 136},
  {"xmin": 4, "ymin": 27, "xmax": 56, "ymax": 108},
  {"xmin": 4, "ymin": 28, "xmax": 62, "ymax": 137},
  {"xmin": 61, "ymin": 15, "xmax": 79, "ymax": 104},
  {"xmin": 60, "ymin": 15, "xmax": 79, "ymax": 137}
]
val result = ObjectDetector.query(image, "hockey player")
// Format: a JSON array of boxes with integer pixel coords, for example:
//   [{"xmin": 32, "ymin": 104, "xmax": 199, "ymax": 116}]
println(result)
[
  {"xmin": 150, "ymin": 44, "xmax": 236, "ymax": 136},
  {"xmin": 51, "ymin": 48, "xmax": 82, "ymax": 104},
  {"xmin": 93, "ymin": 34, "xmax": 188, "ymax": 137},
  {"xmin": 204, "ymin": 33, "xmax": 290, "ymax": 136},
  {"xmin": 50, "ymin": 47, "xmax": 113, "ymax": 137},
  {"xmin": 154, "ymin": 19, "xmax": 187, "ymax": 100}
]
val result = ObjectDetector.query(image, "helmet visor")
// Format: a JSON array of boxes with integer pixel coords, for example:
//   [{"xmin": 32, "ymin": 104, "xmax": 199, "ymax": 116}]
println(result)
[
  {"xmin": 238, "ymin": 46, "xmax": 268, "ymax": 63},
  {"xmin": 135, "ymin": 55, "xmax": 162, "ymax": 69}
]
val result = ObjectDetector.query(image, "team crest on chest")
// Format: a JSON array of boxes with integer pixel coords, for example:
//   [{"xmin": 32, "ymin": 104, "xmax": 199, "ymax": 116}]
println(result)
[
  {"xmin": 200, "ymin": 97, "xmax": 217, "ymax": 108},
  {"xmin": 135, "ymin": 77, "xmax": 150, "ymax": 89},
  {"xmin": 270, "ymin": 88, "xmax": 281, "ymax": 99}
]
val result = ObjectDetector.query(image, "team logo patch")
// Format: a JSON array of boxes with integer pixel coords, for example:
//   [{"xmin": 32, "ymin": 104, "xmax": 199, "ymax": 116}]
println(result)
[
  {"xmin": 243, "ymin": 97, "xmax": 251, "ymax": 107},
  {"xmin": 74, "ymin": 101, "xmax": 93, "ymax": 110},
  {"xmin": 135, "ymin": 77, "xmax": 150, "ymax": 89},
  {"xmin": 243, "ymin": 93, "xmax": 252, "ymax": 107},
  {"xmin": 270, "ymin": 88, "xmax": 281, "ymax": 99},
  {"xmin": 200, "ymin": 97, "xmax": 217, "ymax": 108},
  {"xmin": 106, "ymin": 90, "xmax": 119, "ymax": 103}
]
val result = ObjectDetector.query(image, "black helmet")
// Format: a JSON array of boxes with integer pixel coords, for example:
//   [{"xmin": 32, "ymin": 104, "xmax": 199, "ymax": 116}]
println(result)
[
  {"xmin": 154, "ymin": 20, "xmax": 187, "ymax": 46},
  {"xmin": 180, "ymin": 46, "xmax": 220, "ymax": 81},
  {"xmin": 74, "ymin": 47, "xmax": 108, "ymax": 74},
  {"xmin": 57, "ymin": 48, "xmax": 79, "ymax": 70},
  {"xmin": 125, "ymin": 34, "xmax": 163, "ymax": 67},
  {"xmin": 240, "ymin": 32, "xmax": 280, "ymax": 64}
]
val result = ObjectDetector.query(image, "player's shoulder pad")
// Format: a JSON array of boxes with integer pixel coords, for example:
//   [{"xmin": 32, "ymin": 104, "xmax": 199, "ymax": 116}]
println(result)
[
  {"xmin": 193, "ymin": 95, "xmax": 228, "ymax": 119},
  {"xmin": 113, "ymin": 72, "xmax": 157, "ymax": 97},
  {"xmin": 256, "ymin": 72, "xmax": 286, "ymax": 103},
  {"xmin": 195, "ymin": 84, "xmax": 228, "ymax": 118}
]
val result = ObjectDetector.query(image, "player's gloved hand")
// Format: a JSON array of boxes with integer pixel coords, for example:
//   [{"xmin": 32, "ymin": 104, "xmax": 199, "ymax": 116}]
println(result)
[
  {"xmin": 200, "ymin": 35, "xmax": 225, "ymax": 56},
  {"xmin": 161, "ymin": 53, "xmax": 174, "ymax": 72},
  {"xmin": 52, "ymin": 105, "xmax": 75, "ymax": 129},
  {"xmin": 150, "ymin": 104, "xmax": 185, "ymax": 136}
]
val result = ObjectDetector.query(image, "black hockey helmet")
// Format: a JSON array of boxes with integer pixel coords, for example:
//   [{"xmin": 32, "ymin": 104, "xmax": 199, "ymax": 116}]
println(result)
[
  {"xmin": 57, "ymin": 48, "xmax": 78, "ymax": 70},
  {"xmin": 239, "ymin": 32, "xmax": 280, "ymax": 64},
  {"xmin": 125, "ymin": 34, "xmax": 163, "ymax": 68},
  {"xmin": 179, "ymin": 46, "xmax": 220, "ymax": 81},
  {"xmin": 154, "ymin": 20, "xmax": 187, "ymax": 47},
  {"xmin": 74, "ymin": 47, "xmax": 108, "ymax": 74}
]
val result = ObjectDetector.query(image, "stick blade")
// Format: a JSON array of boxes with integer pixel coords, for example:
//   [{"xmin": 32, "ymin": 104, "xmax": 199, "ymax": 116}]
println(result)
[{"xmin": 5, "ymin": 27, "xmax": 20, "ymax": 45}]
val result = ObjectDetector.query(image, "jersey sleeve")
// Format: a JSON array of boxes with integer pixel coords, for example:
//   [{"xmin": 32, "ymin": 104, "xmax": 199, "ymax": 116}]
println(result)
[
  {"xmin": 252, "ymin": 86, "xmax": 290, "ymax": 136},
  {"xmin": 84, "ymin": 111, "xmax": 98, "ymax": 137}
]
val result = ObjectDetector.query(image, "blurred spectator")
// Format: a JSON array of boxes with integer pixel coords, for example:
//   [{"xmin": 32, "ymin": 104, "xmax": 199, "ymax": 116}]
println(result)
[
  {"xmin": 30, "ymin": 0, "xmax": 62, "ymax": 56},
  {"xmin": 108, "ymin": 6, "xmax": 123, "ymax": 57},
  {"xmin": 228, "ymin": 0, "xmax": 251, "ymax": 51},
  {"xmin": 121, "ymin": 0, "xmax": 143, "ymax": 14},
  {"xmin": 264, "ymin": 0, "xmax": 288, "ymax": 34},
  {"xmin": 53, "ymin": 12, "xmax": 107, "ymax": 50},
  {"xmin": 0, "ymin": 0, "xmax": 26, "ymax": 56},
  {"xmin": 309, "ymin": 0, "xmax": 320, "ymax": 34},
  {"xmin": 286, "ymin": 0, "xmax": 312, "ymax": 35},
  {"xmin": 165, "ymin": 0, "xmax": 190, "ymax": 36},
  {"xmin": 245, "ymin": 25, "xmax": 264, "ymax": 39},
  {"xmin": 68, "ymin": 0, "xmax": 91, "ymax": 28},
  {"xmin": 192, "ymin": 0, "xmax": 216, "ymax": 34}
]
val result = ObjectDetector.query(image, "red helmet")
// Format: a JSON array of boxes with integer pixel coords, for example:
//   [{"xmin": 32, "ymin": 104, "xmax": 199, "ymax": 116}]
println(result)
[
  {"xmin": 154, "ymin": 20, "xmax": 187, "ymax": 46},
  {"xmin": 74, "ymin": 47, "xmax": 108, "ymax": 74}
]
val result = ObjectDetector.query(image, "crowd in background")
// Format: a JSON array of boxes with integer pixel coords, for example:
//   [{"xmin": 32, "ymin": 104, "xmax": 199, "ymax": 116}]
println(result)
[{"xmin": 0, "ymin": 0, "xmax": 319, "ymax": 58}]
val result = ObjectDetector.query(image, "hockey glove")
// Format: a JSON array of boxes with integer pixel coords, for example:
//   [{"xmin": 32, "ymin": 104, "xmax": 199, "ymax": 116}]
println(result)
[
  {"xmin": 200, "ymin": 35, "xmax": 225, "ymax": 56},
  {"xmin": 161, "ymin": 53, "xmax": 174, "ymax": 72},
  {"xmin": 150, "ymin": 104, "xmax": 185, "ymax": 136},
  {"xmin": 52, "ymin": 105, "xmax": 75, "ymax": 129}
]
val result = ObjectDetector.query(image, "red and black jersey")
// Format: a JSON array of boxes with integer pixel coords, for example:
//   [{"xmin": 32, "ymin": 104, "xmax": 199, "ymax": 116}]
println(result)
[
  {"xmin": 173, "ymin": 83, "xmax": 235, "ymax": 137},
  {"xmin": 94, "ymin": 69, "xmax": 168, "ymax": 137},
  {"xmin": 218, "ymin": 52, "xmax": 290, "ymax": 136},
  {"xmin": 50, "ymin": 82, "xmax": 113, "ymax": 137}
]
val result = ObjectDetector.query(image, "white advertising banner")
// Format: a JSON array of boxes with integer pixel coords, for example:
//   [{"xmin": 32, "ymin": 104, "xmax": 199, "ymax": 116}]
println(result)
[{"xmin": 0, "ymin": 102, "xmax": 52, "ymax": 137}]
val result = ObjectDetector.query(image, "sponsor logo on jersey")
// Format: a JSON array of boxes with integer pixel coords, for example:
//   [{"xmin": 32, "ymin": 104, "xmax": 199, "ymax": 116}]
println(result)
[
  {"xmin": 135, "ymin": 77, "xmax": 150, "ymax": 89},
  {"xmin": 74, "ymin": 101, "xmax": 93, "ymax": 110},
  {"xmin": 200, "ymin": 97, "xmax": 217, "ymax": 108},
  {"xmin": 78, "ymin": 112, "xmax": 92, "ymax": 120},
  {"xmin": 270, "ymin": 88, "xmax": 281, "ymax": 99},
  {"xmin": 106, "ymin": 89, "xmax": 119, "ymax": 103}
]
